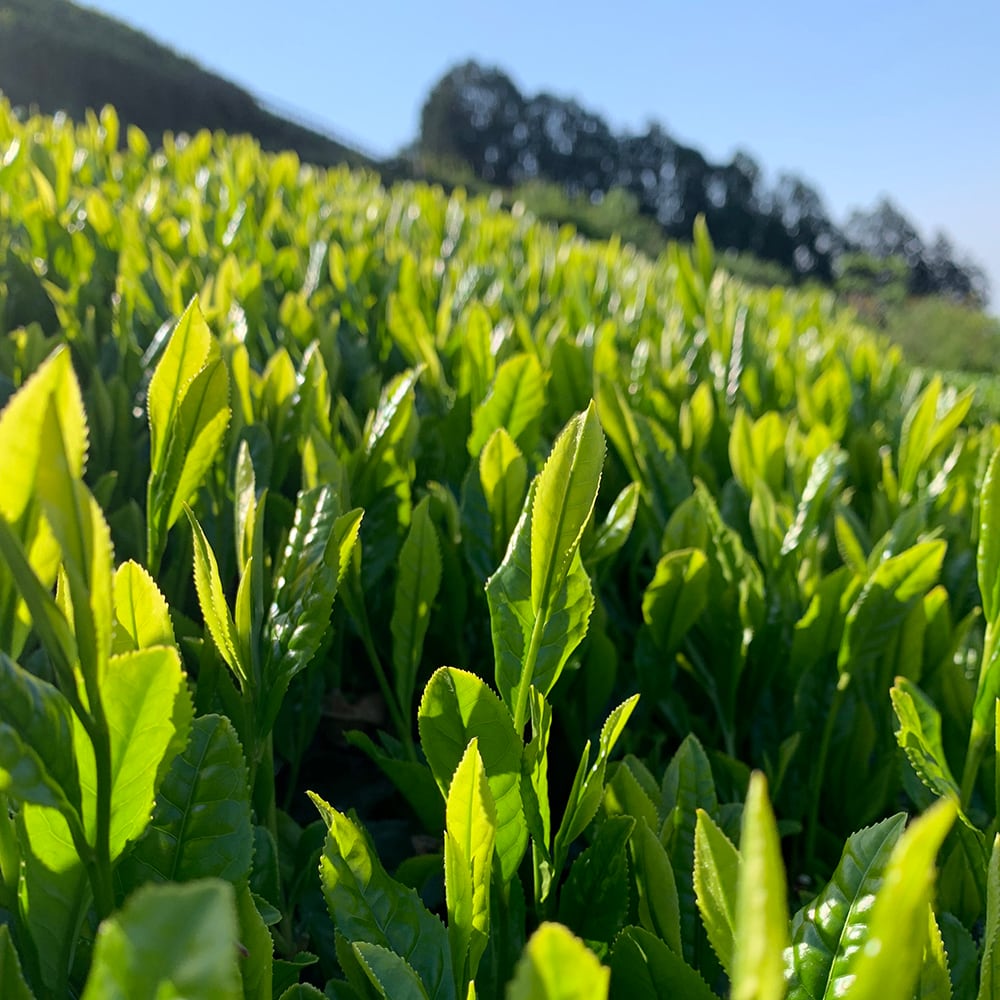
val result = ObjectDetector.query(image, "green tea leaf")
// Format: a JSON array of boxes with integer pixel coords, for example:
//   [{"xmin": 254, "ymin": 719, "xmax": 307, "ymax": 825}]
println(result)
[
  {"xmin": 630, "ymin": 817, "xmax": 682, "ymax": 956},
  {"xmin": 187, "ymin": 507, "xmax": 246, "ymax": 688},
  {"xmin": 661, "ymin": 733, "xmax": 718, "ymax": 965},
  {"xmin": 978, "ymin": 835, "xmax": 1000, "ymax": 1000},
  {"xmin": 786, "ymin": 813, "xmax": 906, "ymax": 1000},
  {"xmin": 522, "ymin": 688, "xmax": 553, "ymax": 857},
  {"xmin": 112, "ymin": 560, "xmax": 175, "ymax": 654},
  {"xmin": 530, "ymin": 402, "xmax": 605, "ymax": 617},
  {"xmin": 146, "ymin": 297, "xmax": 213, "ymax": 471},
  {"xmin": 467, "ymin": 354, "xmax": 546, "ymax": 458},
  {"xmin": 35, "ymin": 412, "xmax": 114, "ymax": 686},
  {"xmin": 0, "ymin": 517, "xmax": 78, "ymax": 689},
  {"xmin": 731, "ymin": 772, "xmax": 789, "ymax": 1000},
  {"xmin": 392, "ymin": 497, "xmax": 442, "ymax": 721},
  {"xmin": 264, "ymin": 486, "xmax": 346, "ymax": 733},
  {"xmin": 838, "ymin": 540, "xmax": 946, "ymax": 681},
  {"xmin": 558, "ymin": 815, "xmax": 634, "ymax": 945},
  {"xmin": 553, "ymin": 695, "xmax": 639, "ymax": 875},
  {"xmin": 693, "ymin": 808, "xmax": 740, "ymax": 976},
  {"xmin": 0, "ymin": 347, "xmax": 86, "ymax": 525},
  {"xmin": 890, "ymin": 678, "xmax": 965, "ymax": 812},
  {"xmin": 232, "ymin": 882, "xmax": 273, "ymax": 1000},
  {"xmin": 843, "ymin": 798, "xmax": 957, "ymax": 1000},
  {"xmin": 609, "ymin": 926, "xmax": 718, "ymax": 1000},
  {"xmin": 489, "ymin": 403, "xmax": 605, "ymax": 732},
  {"xmin": 488, "ymin": 502, "xmax": 595, "ymax": 731},
  {"xmin": 507, "ymin": 923, "xmax": 609, "ymax": 1000},
  {"xmin": 418, "ymin": 667, "xmax": 526, "ymax": 884},
  {"xmin": 346, "ymin": 731, "xmax": 445, "ymax": 834},
  {"xmin": 353, "ymin": 941, "xmax": 431, "ymax": 1000},
  {"xmin": 81, "ymin": 879, "xmax": 241, "ymax": 1000},
  {"xmin": 101, "ymin": 645, "xmax": 191, "ymax": 860},
  {"xmin": 917, "ymin": 908, "xmax": 951, "ymax": 1000},
  {"xmin": 586, "ymin": 481, "xmax": 640, "ymax": 567},
  {"xmin": 310, "ymin": 793, "xmax": 455, "ymax": 1000},
  {"xmin": 444, "ymin": 739, "xmax": 496, "ymax": 991},
  {"xmin": 118, "ymin": 714, "xmax": 252, "ymax": 889},
  {"xmin": 641, "ymin": 548, "xmax": 709, "ymax": 655},
  {"xmin": 0, "ymin": 925, "xmax": 35, "ymax": 1000},
  {"xmin": 0, "ymin": 650, "xmax": 81, "ymax": 815},
  {"xmin": 17, "ymin": 801, "xmax": 94, "ymax": 995},
  {"xmin": 979, "ymin": 448, "xmax": 1000, "ymax": 624},
  {"xmin": 479, "ymin": 427, "xmax": 528, "ymax": 557},
  {"xmin": 162, "ymin": 358, "xmax": 231, "ymax": 529}
]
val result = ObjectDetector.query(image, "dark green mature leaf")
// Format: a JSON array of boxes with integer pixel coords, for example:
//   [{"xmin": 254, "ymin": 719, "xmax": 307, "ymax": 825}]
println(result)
[
  {"xmin": 661, "ymin": 734, "xmax": 717, "ymax": 966},
  {"xmin": 264, "ymin": 487, "xmax": 359, "ymax": 735},
  {"xmin": 630, "ymin": 817, "xmax": 682, "ymax": 956},
  {"xmin": 786, "ymin": 813, "xmax": 906, "ymax": 1000},
  {"xmin": 507, "ymin": 923, "xmax": 609, "ymax": 1000},
  {"xmin": 604, "ymin": 757, "xmax": 660, "ymax": 834},
  {"xmin": 81, "ymin": 879, "xmax": 241, "ymax": 1000},
  {"xmin": 693, "ymin": 808, "xmax": 740, "ymax": 976},
  {"xmin": 118, "ymin": 714, "xmax": 252, "ymax": 889},
  {"xmin": 844, "ymin": 798, "xmax": 957, "ymax": 1000},
  {"xmin": 731, "ymin": 773, "xmax": 788, "ymax": 1000},
  {"xmin": 0, "ymin": 651, "xmax": 80, "ymax": 815},
  {"xmin": 558, "ymin": 815, "xmax": 634, "ymax": 946},
  {"xmin": 353, "ymin": 942, "xmax": 430, "ymax": 1000},
  {"xmin": 978, "ymin": 835, "xmax": 1000, "ymax": 1000},
  {"xmin": 553, "ymin": 696, "xmax": 639, "ymax": 875},
  {"xmin": 641, "ymin": 548, "xmax": 709, "ymax": 656},
  {"xmin": 310, "ymin": 793, "xmax": 456, "ymax": 1000},
  {"xmin": 235, "ymin": 881, "xmax": 273, "ymax": 1000},
  {"xmin": 467, "ymin": 354, "xmax": 546, "ymax": 458},
  {"xmin": 0, "ymin": 926, "xmax": 35, "ymax": 1000},
  {"xmin": 609, "ymin": 926, "xmax": 718, "ymax": 1000},
  {"xmin": 418, "ymin": 668, "xmax": 526, "ymax": 884},
  {"xmin": 392, "ymin": 496, "xmax": 442, "ymax": 721},
  {"xmin": 346, "ymin": 731, "xmax": 445, "ymax": 834}
]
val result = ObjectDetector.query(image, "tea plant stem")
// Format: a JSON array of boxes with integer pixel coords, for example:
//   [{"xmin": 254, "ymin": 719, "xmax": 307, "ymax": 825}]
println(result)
[
  {"xmin": 91, "ymin": 724, "xmax": 117, "ymax": 920},
  {"xmin": 805, "ymin": 680, "xmax": 846, "ymax": 870},
  {"xmin": 961, "ymin": 621, "xmax": 999, "ymax": 809},
  {"xmin": 354, "ymin": 604, "xmax": 414, "ymax": 760}
]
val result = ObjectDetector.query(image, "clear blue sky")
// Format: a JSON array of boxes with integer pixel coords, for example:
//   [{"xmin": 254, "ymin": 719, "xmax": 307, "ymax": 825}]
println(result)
[{"xmin": 84, "ymin": 1, "xmax": 999, "ymax": 307}]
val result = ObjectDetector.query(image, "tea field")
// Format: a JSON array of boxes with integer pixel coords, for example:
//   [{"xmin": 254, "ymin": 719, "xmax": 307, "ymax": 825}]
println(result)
[{"xmin": 1, "ymin": 101, "xmax": 1000, "ymax": 999}]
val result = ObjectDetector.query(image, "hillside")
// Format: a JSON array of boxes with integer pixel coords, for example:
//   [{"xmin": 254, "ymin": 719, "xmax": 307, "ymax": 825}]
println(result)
[{"xmin": 0, "ymin": 0, "xmax": 376, "ymax": 170}]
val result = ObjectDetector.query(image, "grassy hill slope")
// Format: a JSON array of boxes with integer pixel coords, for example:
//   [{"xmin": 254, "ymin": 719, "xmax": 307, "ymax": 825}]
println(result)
[{"xmin": 0, "ymin": 0, "xmax": 376, "ymax": 170}]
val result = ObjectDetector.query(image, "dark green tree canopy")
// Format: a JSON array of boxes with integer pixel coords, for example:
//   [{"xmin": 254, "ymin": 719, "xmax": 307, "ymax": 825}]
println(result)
[{"xmin": 418, "ymin": 61, "xmax": 986, "ymax": 303}]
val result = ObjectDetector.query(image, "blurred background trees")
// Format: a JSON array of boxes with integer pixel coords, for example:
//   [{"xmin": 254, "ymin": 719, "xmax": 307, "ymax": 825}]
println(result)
[{"xmin": 415, "ymin": 61, "xmax": 988, "ymax": 308}]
